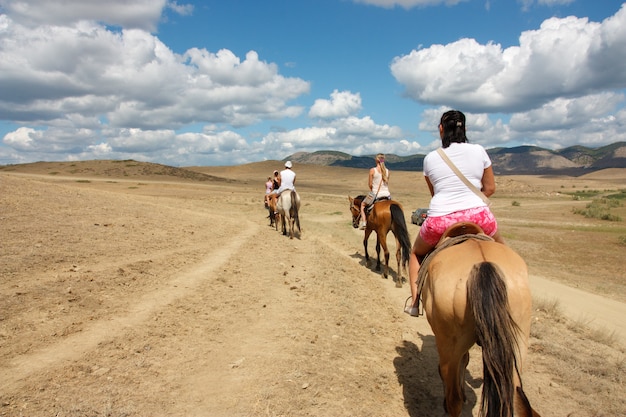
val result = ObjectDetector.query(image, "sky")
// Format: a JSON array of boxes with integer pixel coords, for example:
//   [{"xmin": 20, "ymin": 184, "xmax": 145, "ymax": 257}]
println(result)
[{"xmin": 0, "ymin": 0, "xmax": 625, "ymax": 166}]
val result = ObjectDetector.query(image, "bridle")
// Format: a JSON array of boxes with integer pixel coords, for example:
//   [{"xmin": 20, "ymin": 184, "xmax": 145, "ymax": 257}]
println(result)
[{"xmin": 349, "ymin": 198, "xmax": 362, "ymax": 228}]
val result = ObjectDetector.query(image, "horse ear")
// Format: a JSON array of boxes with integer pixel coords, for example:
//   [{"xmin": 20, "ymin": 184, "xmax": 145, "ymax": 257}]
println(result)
[{"xmin": 348, "ymin": 196, "xmax": 353, "ymax": 203}]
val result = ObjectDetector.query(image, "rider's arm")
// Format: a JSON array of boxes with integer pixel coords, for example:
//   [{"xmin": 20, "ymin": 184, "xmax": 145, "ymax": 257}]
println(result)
[
  {"xmin": 481, "ymin": 166, "xmax": 496, "ymax": 197},
  {"xmin": 368, "ymin": 168, "xmax": 374, "ymax": 190},
  {"xmin": 425, "ymin": 176, "xmax": 435, "ymax": 197}
]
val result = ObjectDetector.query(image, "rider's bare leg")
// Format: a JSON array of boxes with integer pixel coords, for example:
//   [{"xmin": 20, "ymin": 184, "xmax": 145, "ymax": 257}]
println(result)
[
  {"xmin": 359, "ymin": 201, "xmax": 367, "ymax": 227},
  {"xmin": 492, "ymin": 230, "xmax": 506, "ymax": 244},
  {"xmin": 406, "ymin": 235, "xmax": 433, "ymax": 315}
]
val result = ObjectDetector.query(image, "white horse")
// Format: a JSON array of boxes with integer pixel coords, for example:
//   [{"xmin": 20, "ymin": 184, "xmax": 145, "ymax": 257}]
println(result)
[{"xmin": 277, "ymin": 190, "xmax": 301, "ymax": 239}]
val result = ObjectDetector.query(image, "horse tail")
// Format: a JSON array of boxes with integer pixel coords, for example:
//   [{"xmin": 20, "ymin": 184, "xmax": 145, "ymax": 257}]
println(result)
[
  {"xmin": 291, "ymin": 190, "xmax": 301, "ymax": 231},
  {"xmin": 390, "ymin": 203, "xmax": 411, "ymax": 268},
  {"xmin": 467, "ymin": 261, "xmax": 521, "ymax": 417}
]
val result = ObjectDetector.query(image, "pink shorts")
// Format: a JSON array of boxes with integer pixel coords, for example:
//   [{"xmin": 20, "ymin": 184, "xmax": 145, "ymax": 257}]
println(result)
[{"xmin": 419, "ymin": 206, "xmax": 498, "ymax": 246}]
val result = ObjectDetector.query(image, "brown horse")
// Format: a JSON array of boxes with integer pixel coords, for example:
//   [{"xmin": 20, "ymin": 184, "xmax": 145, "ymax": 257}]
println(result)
[
  {"xmin": 348, "ymin": 195, "xmax": 411, "ymax": 287},
  {"xmin": 419, "ymin": 223, "xmax": 541, "ymax": 417},
  {"xmin": 266, "ymin": 193, "xmax": 280, "ymax": 231}
]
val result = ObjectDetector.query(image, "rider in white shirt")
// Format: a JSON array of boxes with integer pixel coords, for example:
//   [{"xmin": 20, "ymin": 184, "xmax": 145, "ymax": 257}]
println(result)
[
  {"xmin": 405, "ymin": 110, "xmax": 504, "ymax": 316},
  {"xmin": 273, "ymin": 161, "xmax": 296, "ymax": 195}
]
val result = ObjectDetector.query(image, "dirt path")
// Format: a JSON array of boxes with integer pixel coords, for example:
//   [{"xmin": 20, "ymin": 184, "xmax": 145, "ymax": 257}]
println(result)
[
  {"xmin": 1, "ymin": 223, "xmax": 260, "ymax": 396},
  {"xmin": 1, "ymin": 167, "xmax": 625, "ymax": 417},
  {"xmin": 529, "ymin": 274, "xmax": 626, "ymax": 344}
]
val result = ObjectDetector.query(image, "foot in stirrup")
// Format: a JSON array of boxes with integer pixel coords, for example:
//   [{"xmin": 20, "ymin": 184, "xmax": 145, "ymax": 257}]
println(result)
[
  {"xmin": 359, "ymin": 221, "xmax": 366, "ymax": 230},
  {"xmin": 404, "ymin": 306, "xmax": 419, "ymax": 317}
]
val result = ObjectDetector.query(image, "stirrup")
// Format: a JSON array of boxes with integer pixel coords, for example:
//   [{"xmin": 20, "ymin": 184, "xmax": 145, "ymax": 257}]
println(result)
[{"xmin": 403, "ymin": 296, "xmax": 421, "ymax": 317}]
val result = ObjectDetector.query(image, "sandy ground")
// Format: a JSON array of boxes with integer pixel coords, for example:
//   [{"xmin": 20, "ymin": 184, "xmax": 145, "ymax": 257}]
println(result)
[{"xmin": 0, "ymin": 161, "xmax": 625, "ymax": 417}]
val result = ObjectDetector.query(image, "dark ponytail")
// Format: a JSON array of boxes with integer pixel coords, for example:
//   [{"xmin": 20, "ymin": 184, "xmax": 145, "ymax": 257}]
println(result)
[{"xmin": 440, "ymin": 110, "xmax": 468, "ymax": 148}]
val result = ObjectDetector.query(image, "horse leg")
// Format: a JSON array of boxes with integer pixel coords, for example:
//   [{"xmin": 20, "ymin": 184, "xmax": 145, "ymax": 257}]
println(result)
[
  {"xmin": 288, "ymin": 210, "xmax": 295, "ymax": 239},
  {"xmin": 377, "ymin": 231, "xmax": 390, "ymax": 278},
  {"xmin": 375, "ymin": 240, "xmax": 382, "ymax": 273},
  {"xmin": 459, "ymin": 351, "xmax": 469, "ymax": 404},
  {"xmin": 394, "ymin": 235, "xmax": 403, "ymax": 287},
  {"xmin": 430, "ymin": 318, "xmax": 471, "ymax": 417},
  {"xmin": 363, "ymin": 230, "xmax": 372, "ymax": 267},
  {"xmin": 281, "ymin": 214, "xmax": 287, "ymax": 236},
  {"xmin": 437, "ymin": 350, "xmax": 466, "ymax": 417}
]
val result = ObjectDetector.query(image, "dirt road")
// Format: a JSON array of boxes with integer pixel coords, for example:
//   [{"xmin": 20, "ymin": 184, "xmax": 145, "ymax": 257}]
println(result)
[{"xmin": 1, "ymin": 163, "xmax": 624, "ymax": 417}]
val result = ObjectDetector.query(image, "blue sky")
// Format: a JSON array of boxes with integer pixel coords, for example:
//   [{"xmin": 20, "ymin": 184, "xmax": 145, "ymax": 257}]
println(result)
[{"xmin": 0, "ymin": 0, "xmax": 625, "ymax": 166}]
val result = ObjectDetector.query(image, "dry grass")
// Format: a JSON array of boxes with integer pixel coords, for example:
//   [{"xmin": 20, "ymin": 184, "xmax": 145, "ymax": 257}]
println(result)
[{"xmin": 530, "ymin": 297, "xmax": 624, "ymax": 416}]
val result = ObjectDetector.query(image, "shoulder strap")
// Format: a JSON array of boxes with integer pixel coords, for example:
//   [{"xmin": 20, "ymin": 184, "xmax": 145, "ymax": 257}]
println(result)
[{"xmin": 436, "ymin": 148, "xmax": 491, "ymax": 206}]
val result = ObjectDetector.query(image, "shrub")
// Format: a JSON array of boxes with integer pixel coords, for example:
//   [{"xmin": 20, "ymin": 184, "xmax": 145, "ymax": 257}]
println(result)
[{"xmin": 572, "ymin": 198, "xmax": 623, "ymax": 221}]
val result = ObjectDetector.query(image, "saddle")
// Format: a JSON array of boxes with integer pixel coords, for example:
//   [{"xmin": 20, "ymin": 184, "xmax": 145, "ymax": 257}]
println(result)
[
  {"xmin": 437, "ymin": 221, "xmax": 485, "ymax": 243},
  {"xmin": 412, "ymin": 222, "xmax": 493, "ymax": 316},
  {"xmin": 364, "ymin": 196, "xmax": 391, "ymax": 214}
]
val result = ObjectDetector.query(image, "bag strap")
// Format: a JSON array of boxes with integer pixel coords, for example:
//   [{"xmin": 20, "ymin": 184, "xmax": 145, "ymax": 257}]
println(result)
[{"xmin": 437, "ymin": 148, "xmax": 491, "ymax": 206}]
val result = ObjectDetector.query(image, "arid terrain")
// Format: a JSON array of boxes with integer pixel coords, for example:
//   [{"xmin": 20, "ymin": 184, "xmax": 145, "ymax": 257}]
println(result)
[{"xmin": 1, "ymin": 160, "xmax": 625, "ymax": 417}]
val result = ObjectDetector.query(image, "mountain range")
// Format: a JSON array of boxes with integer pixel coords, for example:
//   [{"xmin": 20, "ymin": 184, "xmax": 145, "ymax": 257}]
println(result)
[{"xmin": 285, "ymin": 142, "xmax": 626, "ymax": 175}]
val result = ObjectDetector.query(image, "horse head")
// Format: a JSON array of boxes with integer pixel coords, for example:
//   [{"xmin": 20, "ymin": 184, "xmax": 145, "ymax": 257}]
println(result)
[{"xmin": 348, "ymin": 195, "xmax": 364, "ymax": 228}]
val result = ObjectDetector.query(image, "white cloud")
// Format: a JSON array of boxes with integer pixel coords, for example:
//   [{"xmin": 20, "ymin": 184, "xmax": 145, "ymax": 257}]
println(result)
[
  {"xmin": 106, "ymin": 128, "xmax": 175, "ymax": 152},
  {"xmin": 167, "ymin": 1, "xmax": 193, "ymax": 16},
  {"xmin": 258, "ymin": 112, "xmax": 407, "ymax": 159},
  {"xmin": 327, "ymin": 116, "xmax": 403, "ymax": 140},
  {"xmin": 0, "ymin": 0, "xmax": 171, "ymax": 31},
  {"xmin": 3, "ymin": 127, "xmax": 39, "ymax": 151},
  {"xmin": 3, "ymin": 126, "xmax": 98, "ymax": 153},
  {"xmin": 309, "ymin": 90, "xmax": 362, "ymax": 119},
  {"xmin": 508, "ymin": 93, "xmax": 624, "ymax": 132},
  {"xmin": 391, "ymin": 6, "xmax": 626, "ymax": 113},
  {"xmin": 0, "ymin": 1, "xmax": 624, "ymax": 166},
  {"xmin": 0, "ymin": 9, "xmax": 311, "ymax": 161}
]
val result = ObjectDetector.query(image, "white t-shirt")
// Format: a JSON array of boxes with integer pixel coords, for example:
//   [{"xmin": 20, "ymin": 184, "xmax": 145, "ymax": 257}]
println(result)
[
  {"xmin": 423, "ymin": 142, "xmax": 491, "ymax": 217},
  {"xmin": 276, "ymin": 168, "xmax": 296, "ymax": 193}
]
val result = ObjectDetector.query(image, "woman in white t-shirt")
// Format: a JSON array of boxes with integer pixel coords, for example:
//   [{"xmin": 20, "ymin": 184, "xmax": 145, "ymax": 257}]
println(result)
[{"xmin": 405, "ymin": 110, "xmax": 504, "ymax": 316}]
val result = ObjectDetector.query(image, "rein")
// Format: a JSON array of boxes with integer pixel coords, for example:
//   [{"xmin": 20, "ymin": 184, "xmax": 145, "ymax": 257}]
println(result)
[{"xmin": 414, "ymin": 233, "xmax": 494, "ymax": 316}]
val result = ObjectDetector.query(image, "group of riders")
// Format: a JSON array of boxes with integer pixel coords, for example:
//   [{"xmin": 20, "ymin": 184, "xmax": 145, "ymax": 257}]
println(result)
[
  {"xmin": 264, "ymin": 160, "xmax": 299, "ymax": 237},
  {"xmin": 264, "ymin": 160, "xmax": 296, "ymax": 210},
  {"xmin": 262, "ymin": 110, "xmax": 541, "ymax": 417},
  {"xmin": 263, "ymin": 110, "xmax": 505, "ymax": 318}
]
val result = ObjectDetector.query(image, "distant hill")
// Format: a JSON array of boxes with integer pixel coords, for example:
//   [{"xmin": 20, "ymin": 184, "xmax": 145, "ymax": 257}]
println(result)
[{"xmin": 285, "ymin": 142, "xmax": 626, "ymax": 175}]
